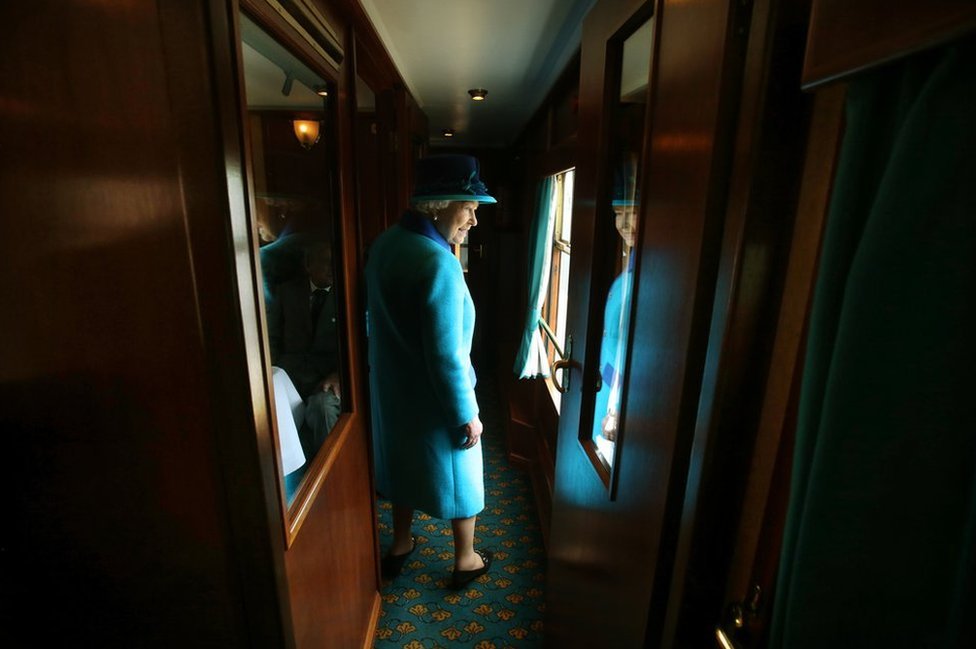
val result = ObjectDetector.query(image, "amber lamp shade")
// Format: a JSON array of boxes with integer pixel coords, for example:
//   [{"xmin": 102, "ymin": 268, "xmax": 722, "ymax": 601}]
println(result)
[{"xmin": 293, "ymin": 120, "xmax": 321, "ymax": 149}]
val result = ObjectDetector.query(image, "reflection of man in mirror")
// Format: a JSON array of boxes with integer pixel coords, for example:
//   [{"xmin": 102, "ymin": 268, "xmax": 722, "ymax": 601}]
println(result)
[
  {"xmin": 267, "ymin": 240, "xmax": 342, "ymax": 455},
  {"xmin": 596, "ymin": 161, "xmax": 638, "ymax": 444}
]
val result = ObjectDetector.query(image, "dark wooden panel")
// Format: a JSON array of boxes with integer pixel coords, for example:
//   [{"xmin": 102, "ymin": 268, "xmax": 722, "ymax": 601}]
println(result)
[
  {"xmin": 546, "ymin": 1, "xmax": 657, "ymax": 645},
  {"xmin": 722, "ymin": 83, "xmax": 845, "ymax": 611},
  {"xmin": 656, "ymin": 0, "xmax": 817, "ymax": 643},
  {"xmin": 330, "ymin": 0, "xmax": 405, "ymax": 91},
  {"xmin": 354, "ymin": 108, "xmax": 387, "ymax": 253},
  {"xmin": 285, "ymin": 424, "xmax": 378, "ymax": 648},
  {"xmin": 546, "ymin": 0, "xmax": 754, "ymax": 644},
  {"xmin": 0, "ymin": 0, "xmax": 289, "ymax": 645},
  {"xmin": 803, "ymin": 0, "xmax": 976, "ymax": 88},
  {"xmin": 244, "ymin": 7, "xmax": 382, "ymax": 645}
]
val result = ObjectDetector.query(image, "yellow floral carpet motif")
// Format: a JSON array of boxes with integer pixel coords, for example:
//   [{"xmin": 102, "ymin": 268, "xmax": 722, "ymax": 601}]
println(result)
[{"xmin": 374, "ymin": 382, "xmax": 546, "ymax": 648}]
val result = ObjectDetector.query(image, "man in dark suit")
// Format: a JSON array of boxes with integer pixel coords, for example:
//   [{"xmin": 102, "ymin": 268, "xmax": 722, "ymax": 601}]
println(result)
[{"xmin": 267, "ymin": 239, "xmax": 342, "ymax": 458}]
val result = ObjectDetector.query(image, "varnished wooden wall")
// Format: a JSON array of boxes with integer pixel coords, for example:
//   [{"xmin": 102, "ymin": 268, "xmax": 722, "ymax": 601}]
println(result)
[
  {"xmin": 497, "ymin": 54, "xmax": 582, "ymax": 550},
  {"xmin": 0, "ymin": 1, "xmax": 291, "ymax": 645}
]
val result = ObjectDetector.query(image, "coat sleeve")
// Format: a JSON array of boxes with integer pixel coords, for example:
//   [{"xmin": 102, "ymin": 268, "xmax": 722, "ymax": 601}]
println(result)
[{"xmin": 420, "ymin": 256, "xmax": 478, "ymax": 427}]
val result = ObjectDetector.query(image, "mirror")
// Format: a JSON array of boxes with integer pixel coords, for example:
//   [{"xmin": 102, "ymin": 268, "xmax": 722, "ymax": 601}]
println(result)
[
  {"xmin": 239, "ymin": 13, "xmax": 345, "ymax": 506},
  {"xmin": 589, "ymin": 17, "xmax": 653, "ymax": 471}
]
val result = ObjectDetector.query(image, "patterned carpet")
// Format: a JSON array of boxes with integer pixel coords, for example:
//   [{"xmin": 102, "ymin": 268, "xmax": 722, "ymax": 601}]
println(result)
[{"xmin": 373, "ymin": 380, "xmax": 547, "ymax": 648}]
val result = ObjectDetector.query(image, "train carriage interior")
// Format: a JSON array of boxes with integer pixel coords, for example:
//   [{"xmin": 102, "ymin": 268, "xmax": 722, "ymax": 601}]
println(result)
[{"xmin": 3, "ymin": 0, "xmax": 975, "ymax": 647}]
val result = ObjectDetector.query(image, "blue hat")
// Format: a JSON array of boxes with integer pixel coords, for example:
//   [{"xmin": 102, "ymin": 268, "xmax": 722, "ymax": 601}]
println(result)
[
  {"xmin": 411, "ymin": 154, "xmax": 497, "ymax": 204},
  {"xmin": 611, "ymin": 154, "xmax": 639, "ymax": 207}
]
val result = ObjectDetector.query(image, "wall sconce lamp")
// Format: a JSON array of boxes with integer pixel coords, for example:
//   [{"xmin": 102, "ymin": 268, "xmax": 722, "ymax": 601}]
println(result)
[
  {"xmin": 293, "ymin": 120, "xmax": 321, "ymax": 149},
  {"xmin": 442, "ymin": 128, "xmax": 455, "ymax": 138},
  {"xmin": 467, "ymin": 88, "xmax": 488, "ymax": 101},
  {"xmin": 315, "ymin": 85, "xmax": 329, "ymax": 97}
]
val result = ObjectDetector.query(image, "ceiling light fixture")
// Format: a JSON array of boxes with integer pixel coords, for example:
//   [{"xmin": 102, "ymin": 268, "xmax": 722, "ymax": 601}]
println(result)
[
  {"xmin": 293, "ymin": 120, "xmax": 321, "ymax": 149},
  {"xmin": 442, "ymin": 128, "xmax": 455, "ymax": 138},
  {"xmin": 467, "ymin": 88, "xmax": 488, "ymax": 101}
]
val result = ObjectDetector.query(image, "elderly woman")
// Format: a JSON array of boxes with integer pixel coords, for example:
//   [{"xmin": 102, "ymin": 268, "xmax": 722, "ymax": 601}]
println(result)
[{"xmin": 366, "ymin": 154, "xmax": 496, "ymax": 590}]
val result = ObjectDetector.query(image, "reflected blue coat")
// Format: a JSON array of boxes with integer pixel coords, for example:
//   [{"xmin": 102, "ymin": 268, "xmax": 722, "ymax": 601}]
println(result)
[
  {"xmin": 593, "ymin": 262, "xmax": 634, "ymax": 439},
  {"xmin": 365, "ymin": 215, "xmax": 482, "ymax": 520}
]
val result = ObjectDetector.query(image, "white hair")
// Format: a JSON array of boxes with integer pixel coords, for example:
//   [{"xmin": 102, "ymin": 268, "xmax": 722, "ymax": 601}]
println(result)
[{"xmin": 412, "ymin": 199, "xmax": 452, "ymax": 216}]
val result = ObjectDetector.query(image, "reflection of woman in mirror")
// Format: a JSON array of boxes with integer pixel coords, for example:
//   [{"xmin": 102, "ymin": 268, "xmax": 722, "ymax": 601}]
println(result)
[{"xmin": 595, "ymin": 159, "xmax": 638, "ymax": 447}]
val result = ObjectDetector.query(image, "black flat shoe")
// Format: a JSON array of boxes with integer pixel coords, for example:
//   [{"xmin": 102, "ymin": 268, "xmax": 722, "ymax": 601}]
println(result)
[
  {"xmin": 451, "ymin": 549, "xmax": 493, "ymax": 590},
  {"xmin": 381, "ymin": 537, "xmax": 416, "ymax": 580}
]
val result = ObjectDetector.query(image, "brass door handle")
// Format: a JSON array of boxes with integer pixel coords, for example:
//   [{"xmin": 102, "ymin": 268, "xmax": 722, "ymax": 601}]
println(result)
[
  {"xmin": 714, "ymin": 627, "xmax": 741, "ymax": 649},
  {"xmin": 715, "ymin": 585, "xmax": 762, "ymax": 649},
  {"xmin": 551, "ymin": 357, "xmax": 577, "ymax": 393}
]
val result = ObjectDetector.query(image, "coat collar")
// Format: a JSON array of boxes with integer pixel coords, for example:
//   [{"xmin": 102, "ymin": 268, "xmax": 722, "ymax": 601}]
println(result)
[{"xmin": 399, "ymin": 209, "xmax": 451, "ymax": 252}]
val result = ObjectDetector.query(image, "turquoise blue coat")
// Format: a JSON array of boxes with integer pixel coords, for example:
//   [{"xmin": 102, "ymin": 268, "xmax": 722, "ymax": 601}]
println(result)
[
  {"xmin": 365, "ymin": 214, "xmax": 483, "ymax": 520},
  {"xmin": 592, "ymin": 261, "xmax": 634, "ymax": 443}
]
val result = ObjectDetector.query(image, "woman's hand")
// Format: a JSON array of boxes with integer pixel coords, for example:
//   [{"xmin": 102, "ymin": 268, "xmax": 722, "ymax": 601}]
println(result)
[
  {"xmin": 461, "ymin": 415, "xmax": 483, "ymax": 449},
  {"xmin": 601, "ymin": 411, "xmax": 618, "ymax": 442}
]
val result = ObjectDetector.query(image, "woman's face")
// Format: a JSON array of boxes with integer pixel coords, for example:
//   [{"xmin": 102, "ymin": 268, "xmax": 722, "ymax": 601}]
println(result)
[
  {"xmin": 613, "ymin": 206, "xmax": 637, "ymax": 249},
  {"xmin": 434, "ymin": 201, "xmax": 479, "ymax": 245}
]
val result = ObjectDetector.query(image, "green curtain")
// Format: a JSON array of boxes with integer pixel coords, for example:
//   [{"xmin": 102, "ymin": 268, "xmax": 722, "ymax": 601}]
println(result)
[
  {"xmin": 770, "ymin": 37, "xmax": 976, "ymax": 648},
  {"xmin": 514, "ymin": 176, "xmax": 556, "ymax": 378}
]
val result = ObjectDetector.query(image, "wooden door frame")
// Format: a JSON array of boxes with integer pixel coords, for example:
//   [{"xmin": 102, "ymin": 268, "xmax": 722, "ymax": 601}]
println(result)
[
  {"xmin": 227, "ymin": 1, "xmax": 384, "ymax": 645},
  {"xmin": 651, "ymin": 0, "xmax": 824, "ymax": 643},
  {"xmin": 711, "ymin": 2, "xmax": 976, "ymax": 645},
  {"xmin": 198, "ymin": 0, "xmax": 299, "ymax": 642},
  {"xmin": 236, "ymin": 0, "xmax": 361, "ymax": 548},
  {"xmin": 546, "ymin": 0, "xmax": 753, "ymax": 644}
]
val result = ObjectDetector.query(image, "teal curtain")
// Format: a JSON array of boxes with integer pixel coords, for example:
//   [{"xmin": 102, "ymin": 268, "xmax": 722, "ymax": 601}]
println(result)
[
  {"xmin": 514, "ymin": 177, "xmax": 556, "ymax": 378},
  {"xmin": 770, "ymin": 38, "xmax": 976, "ymax": 648}
]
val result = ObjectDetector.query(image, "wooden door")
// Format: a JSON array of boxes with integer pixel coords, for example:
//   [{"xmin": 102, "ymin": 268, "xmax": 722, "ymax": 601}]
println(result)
[
  {"xmin": 545, "ymin": 0, "xmax": 754, "ymax": 645},
  {"xmin": 233, "ymin": 2, "xmax": 379, "ymax": 646}
]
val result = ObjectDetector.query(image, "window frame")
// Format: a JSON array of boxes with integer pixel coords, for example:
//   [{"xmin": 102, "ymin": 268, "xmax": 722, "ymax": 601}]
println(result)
[{"xmin": 540, "ymin": 167, "xmax": 575, "ymax": 410}]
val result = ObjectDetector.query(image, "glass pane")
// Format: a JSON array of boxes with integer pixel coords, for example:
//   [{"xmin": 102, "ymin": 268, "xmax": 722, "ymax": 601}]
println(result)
[
  {"xmin": 590, "ymin": 17, "xmax": 653, "ymax": 469},
  {"xmin": 239, "ymin": 13, "xmax": 344, "ymax": 506},
  {"xmin": 556, "ymin": 250, "xmax": 571, "ymax": 350},
  {"xmin": 560, "ymin": 170, "xmax": 575, "ymax": 241}
]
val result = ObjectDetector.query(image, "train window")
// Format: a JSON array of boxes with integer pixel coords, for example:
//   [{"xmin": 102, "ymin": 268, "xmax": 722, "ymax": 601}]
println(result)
[
  {"xmin": 586, "ymin": 16, "xmax": 653, "ymax": 472},
  {"xmin": 541, "ymin": 168, "xmax": 576, "ymax": 410},
  {"xmin": 239, "ymin": 13, "xmax": 345, "ymax": 507}
]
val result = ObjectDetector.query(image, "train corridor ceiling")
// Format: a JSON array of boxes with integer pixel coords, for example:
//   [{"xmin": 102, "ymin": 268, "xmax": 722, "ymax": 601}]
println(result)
[{"xmin": 359, "ymin": 0, "xmax": 596, "ymax": 148}]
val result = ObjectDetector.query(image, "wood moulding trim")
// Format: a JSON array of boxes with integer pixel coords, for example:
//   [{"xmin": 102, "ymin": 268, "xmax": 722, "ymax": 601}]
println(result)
[
  {"xmin": 237, "ymin": 0, "xmax": 366, "ymax": 550},
  {"xmin": 331, "ymin": 0, "xmax": 409, "ymax": 92},
  {"xmin": 533, "ymin": 425, "xmax": 555, "ymax": 551},
  {"xmin": 802, "ymin": 0, "xmax": 976, "ymax": 89},
  {"xmin": 286, "ymin": 412, "xmax": 361, "ymax": 546},
  {"xmin": 361, "ymin": 591, "xmax": 382, "ymax": 649},
  {"xmin": 242, "ymin": 0, "xmax": 341, "ymax": 78},
  {"xmin": 722, "ymin": 82, "xmax": 846, "ymax": 602},
  {"xmin": 261, "ymin": 0, "xmax": 343, "ymax": 69}
]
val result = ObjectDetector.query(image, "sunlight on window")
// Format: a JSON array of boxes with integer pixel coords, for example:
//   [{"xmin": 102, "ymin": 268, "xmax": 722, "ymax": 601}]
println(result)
[{"xmin": 540, "ymin": 168, "xmax": 575, "ymax": 409}]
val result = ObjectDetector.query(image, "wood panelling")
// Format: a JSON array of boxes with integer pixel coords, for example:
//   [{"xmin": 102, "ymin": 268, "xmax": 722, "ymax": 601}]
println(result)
[
  {"xmin": 722, "ymin": 83, "xmax": 845, "ymax": 612},
  {"xmin": 803, "ymin": 0, "xmax": 976, "ymax": 88},
  {"xmin": 546, "ymin": 0, "xmax": 756, "ymax": 644},
  {"xmin": 656, "ymin": 0, "xmax": 818, "ymax": 643},
  {"xmin": 238, "ymin": 4, "xmax": 384, "ymax": 645},
  {"xmin": 546, "ymin": 2, "xmax": 653, "ymax": 644},
  {"xmin": 709, "ymin": 86, "xmax": 844, "ymax": 649},
  {"xmin": 353, "ymin": 93, "xmax": 387, "ymax": 255},
  {"xmin": 0, "ymin": 0, "xmax": 289, "ymax": 644},
  {"xmin": 1, "ymin": 0, "xmax": 405, "ymax": 645},
  {"xmin": 285, "ymin": 421, "xmax": 378, "ymax": 648},
  {"xmin": 498, "ymin": 45, "xmax": 582, "ymax": 557}
]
